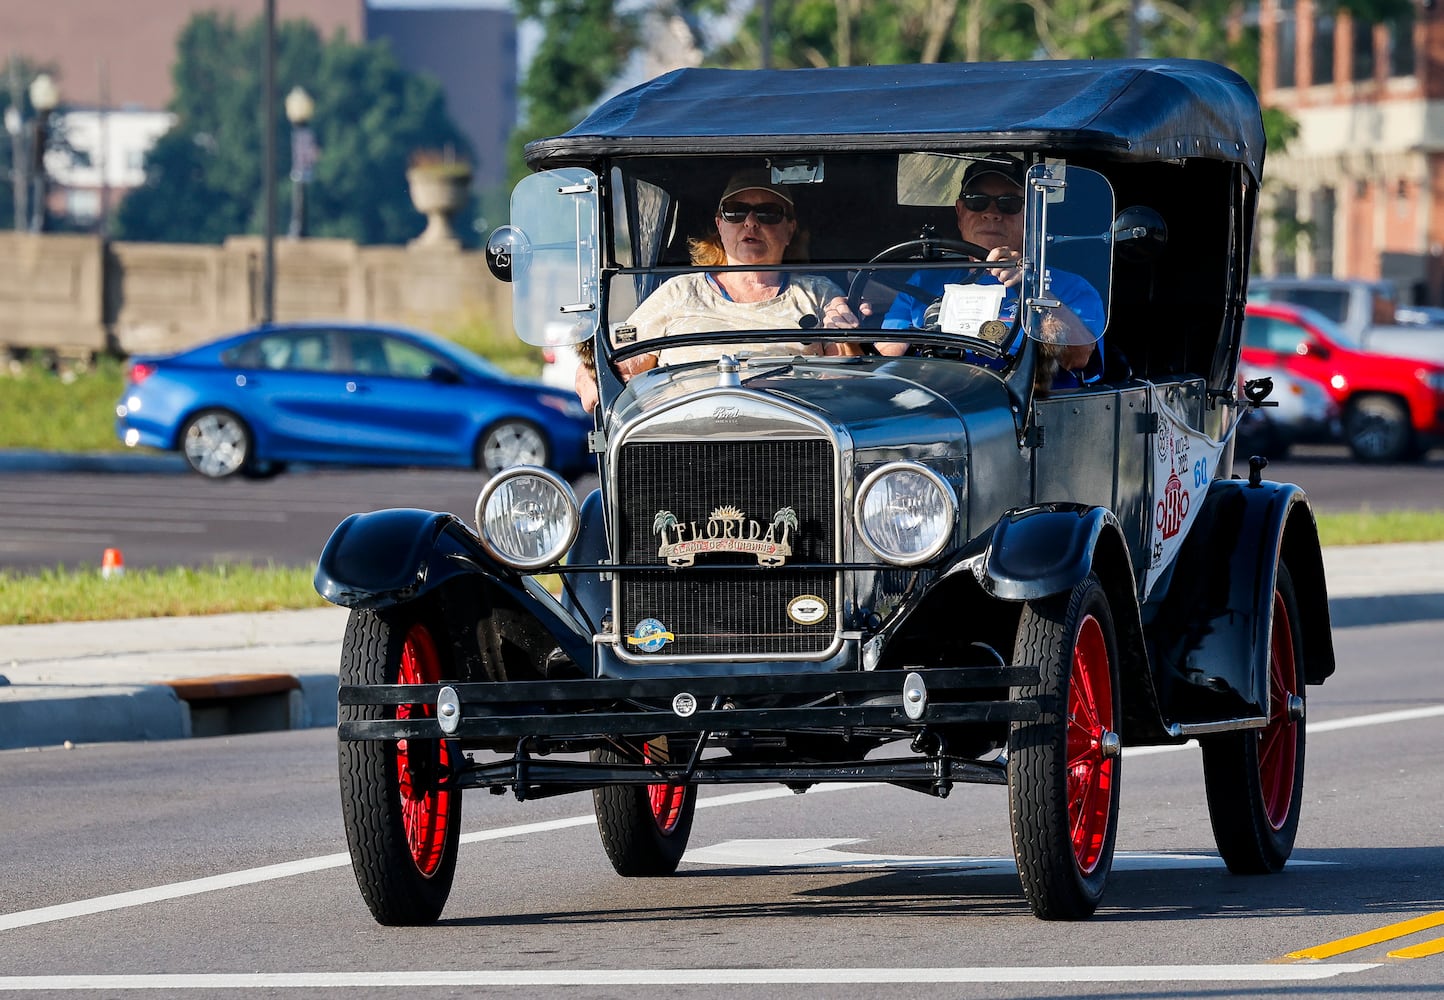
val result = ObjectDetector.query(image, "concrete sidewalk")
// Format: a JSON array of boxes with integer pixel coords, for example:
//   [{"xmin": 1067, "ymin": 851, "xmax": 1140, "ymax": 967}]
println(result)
[{"xmin": 2, "ymin": 544, "xmax": 1443, "ymax": 751}]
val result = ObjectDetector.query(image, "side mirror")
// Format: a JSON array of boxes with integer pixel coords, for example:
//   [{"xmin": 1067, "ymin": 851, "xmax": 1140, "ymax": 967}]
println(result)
[
  {"xmin": 1301, "ymin": 338, "xmax": 1331, "ymax": 361},
  {"xmin": 1112, "ymin": 206, "xmax": 1168, "ymax": 264},
  {"xmin": 428, "ymin": 365, "xmax": 463, "ymax": 385}
]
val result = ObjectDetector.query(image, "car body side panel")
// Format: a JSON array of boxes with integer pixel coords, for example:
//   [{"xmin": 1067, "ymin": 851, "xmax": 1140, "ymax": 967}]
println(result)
[{"xmin": 1142, "ymin": 478, "xmax": 1335, "ymax": 727}]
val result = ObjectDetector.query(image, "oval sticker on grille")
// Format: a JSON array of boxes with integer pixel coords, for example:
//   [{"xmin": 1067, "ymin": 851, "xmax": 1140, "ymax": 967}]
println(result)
[{"xmin": 787, "ymin": 594, "xmax": 828, "ymax": 625}]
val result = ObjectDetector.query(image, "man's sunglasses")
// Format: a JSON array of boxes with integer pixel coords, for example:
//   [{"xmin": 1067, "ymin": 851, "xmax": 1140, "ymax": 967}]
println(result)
[
  {"xmin": 719, "ymin": 201, "xmax": 792, "ymax": 225},
  {"xmin": 960, "ymin": 192, "xmax": 1024, "ymax": 215}
]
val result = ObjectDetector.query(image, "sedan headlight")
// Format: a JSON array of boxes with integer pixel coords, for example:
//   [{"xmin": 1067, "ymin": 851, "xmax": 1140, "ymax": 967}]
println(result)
[
  {"xmin": 855, "ymin": 462, "xmax": 957, "ymax": 565},
  {"xmin": 475, "ymin": 467, "xmax": 579, "ymax": 569}
]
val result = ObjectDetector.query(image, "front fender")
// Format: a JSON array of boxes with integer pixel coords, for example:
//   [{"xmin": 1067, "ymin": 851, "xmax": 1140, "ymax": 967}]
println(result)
[
  {"xmin": 315, "ymin": 508, "xmax": 481, "ymax": 608},
  {"xmin": 314, "ymin": 507, "xmax": 593, "ymax": 673},
  {"xmin": 970, "ymin": 503, "xmax": 1119, "ymax": 601}
]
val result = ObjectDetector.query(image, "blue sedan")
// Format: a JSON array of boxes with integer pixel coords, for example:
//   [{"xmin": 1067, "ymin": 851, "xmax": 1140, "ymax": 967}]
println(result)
[{"xmin": 114, "ymin": 322, "xmax": 593, "ymax": 479}]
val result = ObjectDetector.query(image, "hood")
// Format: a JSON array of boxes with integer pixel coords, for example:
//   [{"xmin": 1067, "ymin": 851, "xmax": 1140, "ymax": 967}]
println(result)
[{"xmin": 612, "ymin": 355, "xmax": 1010, "ymax": 454}]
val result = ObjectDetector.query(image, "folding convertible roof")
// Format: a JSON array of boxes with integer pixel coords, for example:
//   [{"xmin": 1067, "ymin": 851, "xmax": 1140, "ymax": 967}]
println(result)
[{"xmin": 524, "ymin": 58, "xmax": 1264, "ymax": 181}]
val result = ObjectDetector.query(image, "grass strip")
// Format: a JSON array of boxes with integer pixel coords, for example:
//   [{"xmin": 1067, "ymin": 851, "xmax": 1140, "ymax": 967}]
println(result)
[
  {"xmin": 1, "ymin": 510, "xmax": 1442, "ymax": 626},
  {"xmin": 0, "ymin": 563, "xmax": 324, "ymax": 626}
]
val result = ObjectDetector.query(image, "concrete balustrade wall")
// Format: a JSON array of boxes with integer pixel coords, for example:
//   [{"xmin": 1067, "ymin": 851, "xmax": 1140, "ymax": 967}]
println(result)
[{"xmin": 0, "ymin": 232, "xmax": 512, "ymax": 357}]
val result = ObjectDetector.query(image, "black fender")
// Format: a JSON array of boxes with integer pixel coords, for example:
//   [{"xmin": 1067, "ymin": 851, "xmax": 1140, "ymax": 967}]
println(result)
[
  {"xmin": 970, "ymin": 502, "xmax": 1119, "ymax": 601},
  {"xmin": 314, "ymin": 507, "xmax": 592, "ymax": 673},
  {"xmin": 1145, "ymin": 478, "xmax": 1335, "ymax": 728},
  {"xmin": 968, "ymin": 503, "xmax": 1165, "ymax": 742}
]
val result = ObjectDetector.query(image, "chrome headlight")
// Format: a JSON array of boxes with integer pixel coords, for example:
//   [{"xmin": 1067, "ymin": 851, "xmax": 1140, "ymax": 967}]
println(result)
[
  {"xmin": 855, "ymin": 462, "xmax": 957, "ymax": 565},
  {"xmin": 474, "ymin": 467, "xmax": 579, "ymax": 569}
]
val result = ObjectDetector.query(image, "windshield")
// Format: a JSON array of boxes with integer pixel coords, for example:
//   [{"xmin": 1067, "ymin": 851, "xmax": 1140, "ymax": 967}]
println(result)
[{"xmin": 595, "ymin": 153, "xmax": 1113, "ymax": 368}]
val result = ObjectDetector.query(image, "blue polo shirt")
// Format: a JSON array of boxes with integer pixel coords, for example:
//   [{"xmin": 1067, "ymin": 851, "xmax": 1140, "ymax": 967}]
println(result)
[{"xmin": 881, "ymin": 269, "xmax": 1107, "ymax": 385}]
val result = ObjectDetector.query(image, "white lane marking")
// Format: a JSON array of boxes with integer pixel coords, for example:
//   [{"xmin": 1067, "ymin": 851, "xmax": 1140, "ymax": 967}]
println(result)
[
  {"xmin": 0, "ymin": 704, "xmax": 1435, "ymax": 935},
  {"xmin": 683, "ymin": 840, "xmax": 1336, "ymax": 874},
  {"xmin": 0, "ymin": 786, "xmax": 860, "ymax": 933},
  {"xmin": 0, "ymin": 965, "xmax": 1381, "ymax": 989}
]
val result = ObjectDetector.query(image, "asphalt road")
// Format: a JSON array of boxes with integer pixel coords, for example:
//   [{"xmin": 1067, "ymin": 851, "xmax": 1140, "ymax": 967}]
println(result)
[
  {"xmin": 1, "ymin": 618, "xmax": 1441, "ymax": 997},
  {"xmin": 0, "ymin": 446, "xmax": 1439, "ymax": 574}
]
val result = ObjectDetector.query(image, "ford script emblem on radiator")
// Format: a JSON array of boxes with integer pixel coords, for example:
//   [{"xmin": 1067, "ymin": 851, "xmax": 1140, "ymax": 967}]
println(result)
[
  {"xmin": 652, "ymin": 505, "xmax": 797, "ymax": 567},
  {"xmin": 672, "ymin": 693, "xmax": 698, "ymax": 718}
]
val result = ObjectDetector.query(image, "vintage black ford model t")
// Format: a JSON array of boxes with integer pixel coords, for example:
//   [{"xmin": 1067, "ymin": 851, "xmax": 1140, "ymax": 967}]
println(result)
[{"xmin": 316, "ymin": 59, "xmax": 1336, "ymax": 924}]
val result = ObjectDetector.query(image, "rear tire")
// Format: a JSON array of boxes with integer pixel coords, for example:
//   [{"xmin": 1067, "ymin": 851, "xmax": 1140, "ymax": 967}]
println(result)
[
  {"xmin": 1200, "ymin": 563, "xmax": 1306, "ymax": 874},
  {"xmin": 1344, "ymin": 395, "xmax": 1414, "ymax": 463},
  {"xmin": 180, "ymin": 409, "xmax": 253, "ymax": 478},
  {"xmin": 1009, "ymin": 573, "xmax": 1121, "ymax": 920},
  {"xmin": 477, "ymin": 419, "xmax": 549, "ymax": 474},
  {"xmin": 592, "ymin": 740, "xmax": 697, "ymax": 876},
  {"xmin": 338, "ymin": 607, "xmax": 462, "ymax": 925}
]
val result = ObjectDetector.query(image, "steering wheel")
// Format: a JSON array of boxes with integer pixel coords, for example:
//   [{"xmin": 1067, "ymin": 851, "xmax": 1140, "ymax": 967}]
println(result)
[{"xmin": 846, "ymin": 236, "xmax": 994, "ymax": 320}]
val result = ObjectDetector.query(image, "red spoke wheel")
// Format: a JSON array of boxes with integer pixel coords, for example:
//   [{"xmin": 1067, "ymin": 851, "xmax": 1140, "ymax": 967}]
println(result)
[
  {"xmin": 1201, "ymin": 563, "xmax": 1306, "ymax": 874},
  {"xmin": 592, "ymin": 739, "xmax": 697, "ymax": 876},
  {"xmin": 338, "ymin": 608, "xmax": 462, "ymax": 925},
  {"xmin": 1009, "ymin": 573, "xmax": 1122, "ymax": 920}
]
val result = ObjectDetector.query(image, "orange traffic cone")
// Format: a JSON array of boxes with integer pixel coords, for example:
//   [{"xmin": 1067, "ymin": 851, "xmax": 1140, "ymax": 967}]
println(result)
[{"xmin": 101, "ymin": 548, "xmax": 125, "ymax": 579}]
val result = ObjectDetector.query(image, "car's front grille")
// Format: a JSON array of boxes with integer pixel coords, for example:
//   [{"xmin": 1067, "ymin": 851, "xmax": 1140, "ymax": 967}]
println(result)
[{"xmin": 615, "ymin": 439, "xmax": 836, "ymax": 658}]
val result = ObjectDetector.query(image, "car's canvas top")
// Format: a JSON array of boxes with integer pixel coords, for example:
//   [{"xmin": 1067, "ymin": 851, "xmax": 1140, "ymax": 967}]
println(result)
[{"xmin": 524, "ymin": 59, "xmax": 1264, "ymax": 179}]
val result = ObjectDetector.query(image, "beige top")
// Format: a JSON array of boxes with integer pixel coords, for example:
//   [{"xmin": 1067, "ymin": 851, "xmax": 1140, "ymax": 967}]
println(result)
[{"xmin": 618, "ymin": 271, "xmax": 843, "ymax": 367}]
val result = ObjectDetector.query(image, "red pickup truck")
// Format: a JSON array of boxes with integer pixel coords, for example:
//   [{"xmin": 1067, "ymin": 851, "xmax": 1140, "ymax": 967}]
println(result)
[{"xmin": 1242, "ymin": 301, "xmax": 1444, "ymax": 461}]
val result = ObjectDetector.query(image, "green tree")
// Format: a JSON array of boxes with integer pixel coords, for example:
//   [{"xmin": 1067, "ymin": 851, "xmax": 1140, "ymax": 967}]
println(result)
[
  {"xmin": 115, "ymin": 12, "xmax": 470, "ymax": 245},
  {"xmin": 506, "ymin": 0, "xmax": 641, "ymax": 184}
]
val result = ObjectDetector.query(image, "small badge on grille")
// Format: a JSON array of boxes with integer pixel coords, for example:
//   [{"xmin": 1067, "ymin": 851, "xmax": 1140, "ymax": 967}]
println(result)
[
  {"xmin": 787, "ymin": 594, "xmax": 829, "ymax": 625},
  {"xmin": 625, "ymin": 618, "xmax": 674, "ymax": 653},
  {"xmin": 672, "ymin": 692, "xmax": 698, "ymax": 718},
  {"xmin": 652, "ymin": 505, "xmax": 797, "ymax": 567}
]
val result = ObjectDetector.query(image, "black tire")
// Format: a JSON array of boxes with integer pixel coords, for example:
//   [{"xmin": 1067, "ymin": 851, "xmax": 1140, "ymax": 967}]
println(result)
[
  {"xmin": 476, "ymin": 419, "xmax": 550, "ymax": 474},
  {"xmin": 1344, "ymin": 395, "xmax": 1414, "ymax": 463},
  {"xmin": 591, "ymin": 741, "xmax": 697, "ymax": 876},
  {"xmin": 180, "ymin": 408, "xmax": 253, "ymax": 478},
  {"xmin": 338, "ymin": 607, "xmax": 462, "ymax": 925},
  {"xmin": 1200, "ymin": 563, "xmax": 1306, "ymax": 875},
  {"xmin": 1008, "ymin": 573, "xmax": 1122, "ymax": 920}
]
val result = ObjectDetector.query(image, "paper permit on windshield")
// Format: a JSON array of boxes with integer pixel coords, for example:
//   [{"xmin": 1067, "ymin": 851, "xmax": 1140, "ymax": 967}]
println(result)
[{"xmin": 938, "ymin": 283, "xmax": 1006, "ymax": 337}]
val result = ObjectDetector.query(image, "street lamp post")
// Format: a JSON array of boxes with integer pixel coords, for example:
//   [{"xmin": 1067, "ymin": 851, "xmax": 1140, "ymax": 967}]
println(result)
[
  {"xmin": 26, "ymin": 73, "xmax": 58, "ymax": 232},
  {"xmin": 285, "ymin": 85, "xmax": 316, "ymax": 239}
]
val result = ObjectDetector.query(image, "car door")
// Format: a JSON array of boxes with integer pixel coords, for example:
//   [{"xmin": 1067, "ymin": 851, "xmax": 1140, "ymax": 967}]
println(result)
[
  {"xmin": 225, "ymin": 328, "xmax": 358, "ymax": 460},
  {"xmin": 329, "ymin": 329, "xmax": 480, "ymax": 464}
]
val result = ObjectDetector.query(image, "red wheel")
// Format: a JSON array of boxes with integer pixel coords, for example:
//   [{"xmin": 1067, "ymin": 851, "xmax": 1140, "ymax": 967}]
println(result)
[
  {"xmin": 394, "ymin": 624, "xmax": 454, "ymax": 877},
  {"xmin": 1067, "ymin": 613, "xmax": 1117, "ymax": 874},
  {"xmin": 1202, "ymin": 564, "xmax": 1306, "ymax": 873},
  {"xmin": 592, "ymin": 739, "xmax": 697, "ymax": 876},
  {"xmin": 339, "ymin": 608, "xmax": 462, "ymax": 925},
  {"xmin": 1010, "ymin": 573, "xmax": 1122, "ymax": 920}
]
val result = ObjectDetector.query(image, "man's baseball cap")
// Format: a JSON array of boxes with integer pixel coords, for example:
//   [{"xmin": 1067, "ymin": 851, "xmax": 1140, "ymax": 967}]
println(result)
[
  {"xmin": 718, "ymin": 168, "xmax": 794, "ymax": 209},
  {"xmin": 960, "ymin": 154, "xmax": 1027, "ymax": 194}
]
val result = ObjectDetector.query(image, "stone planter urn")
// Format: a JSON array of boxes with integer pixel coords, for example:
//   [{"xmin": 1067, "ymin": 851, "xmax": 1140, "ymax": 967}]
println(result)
[{"xmin": 407, "ymin": 164, "xmax": 472, "ymax": 247}]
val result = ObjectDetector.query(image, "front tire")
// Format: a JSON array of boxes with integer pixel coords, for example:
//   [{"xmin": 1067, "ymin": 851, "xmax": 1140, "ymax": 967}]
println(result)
[
  {"xmin": 1009, "ymin": 573, "xmax": 1122, "ymax": 920},
  {"xmin": 1200, "ymin": 563, "xmax": 1306, "ymax": 874},
  {"xmin": 477, "ymin": 419, "xmax": 549, "ymax": 474},
  {"xmin": 180, "ymin": 409, "xmax": 253, "ymax": 478},
  {"xmin": 338, "ymin": 608, "xmax": 462, "ymax": 925},
  {"xmin": 592, "ymin": 740, "xmax": 697, "ymax": 876}
]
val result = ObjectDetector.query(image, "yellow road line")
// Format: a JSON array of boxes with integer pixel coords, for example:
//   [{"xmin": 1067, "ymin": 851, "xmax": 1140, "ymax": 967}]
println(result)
[
  {"xmin": 1289, "ymin": 912, "xmax": 1444, "ymax": 960},
  {"xmin": 1389, "ymin": 936, "xmax": 1444, "ymax": 960}
]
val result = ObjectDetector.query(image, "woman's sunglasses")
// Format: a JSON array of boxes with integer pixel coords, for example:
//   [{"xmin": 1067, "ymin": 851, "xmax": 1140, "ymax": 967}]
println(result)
[
  {"xmin": 719, "ymin": 201, "xmax": 792, "ymax": 225},
  {"xmin": 960, "ymin": 192, "xmax": 1024, "ymax": 215}
]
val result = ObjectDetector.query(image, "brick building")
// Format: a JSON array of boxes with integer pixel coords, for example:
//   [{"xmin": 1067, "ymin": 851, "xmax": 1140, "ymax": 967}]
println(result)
[
  {"xmin": 4, "ymin": 0, "xmax": 516, "ymax": 225},
  {"xmin": 1258, "ymin": 0, "xmax": 1444, "ymax": 303}
]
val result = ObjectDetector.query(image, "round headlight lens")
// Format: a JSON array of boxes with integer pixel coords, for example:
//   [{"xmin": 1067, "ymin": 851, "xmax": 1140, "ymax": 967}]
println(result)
[
  {"xmin": 855, "ymin": 463, "xmax": 956, "ymax": 565},
  {"xmin": 475, "ymin": 467, "xmax": 579, "ymax": 569}
]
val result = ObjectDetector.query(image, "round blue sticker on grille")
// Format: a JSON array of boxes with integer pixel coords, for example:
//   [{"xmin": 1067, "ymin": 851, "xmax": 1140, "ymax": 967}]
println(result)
[{"xmin": 626, "ymin": 618, "xmax": 674, "ymax": 653}]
